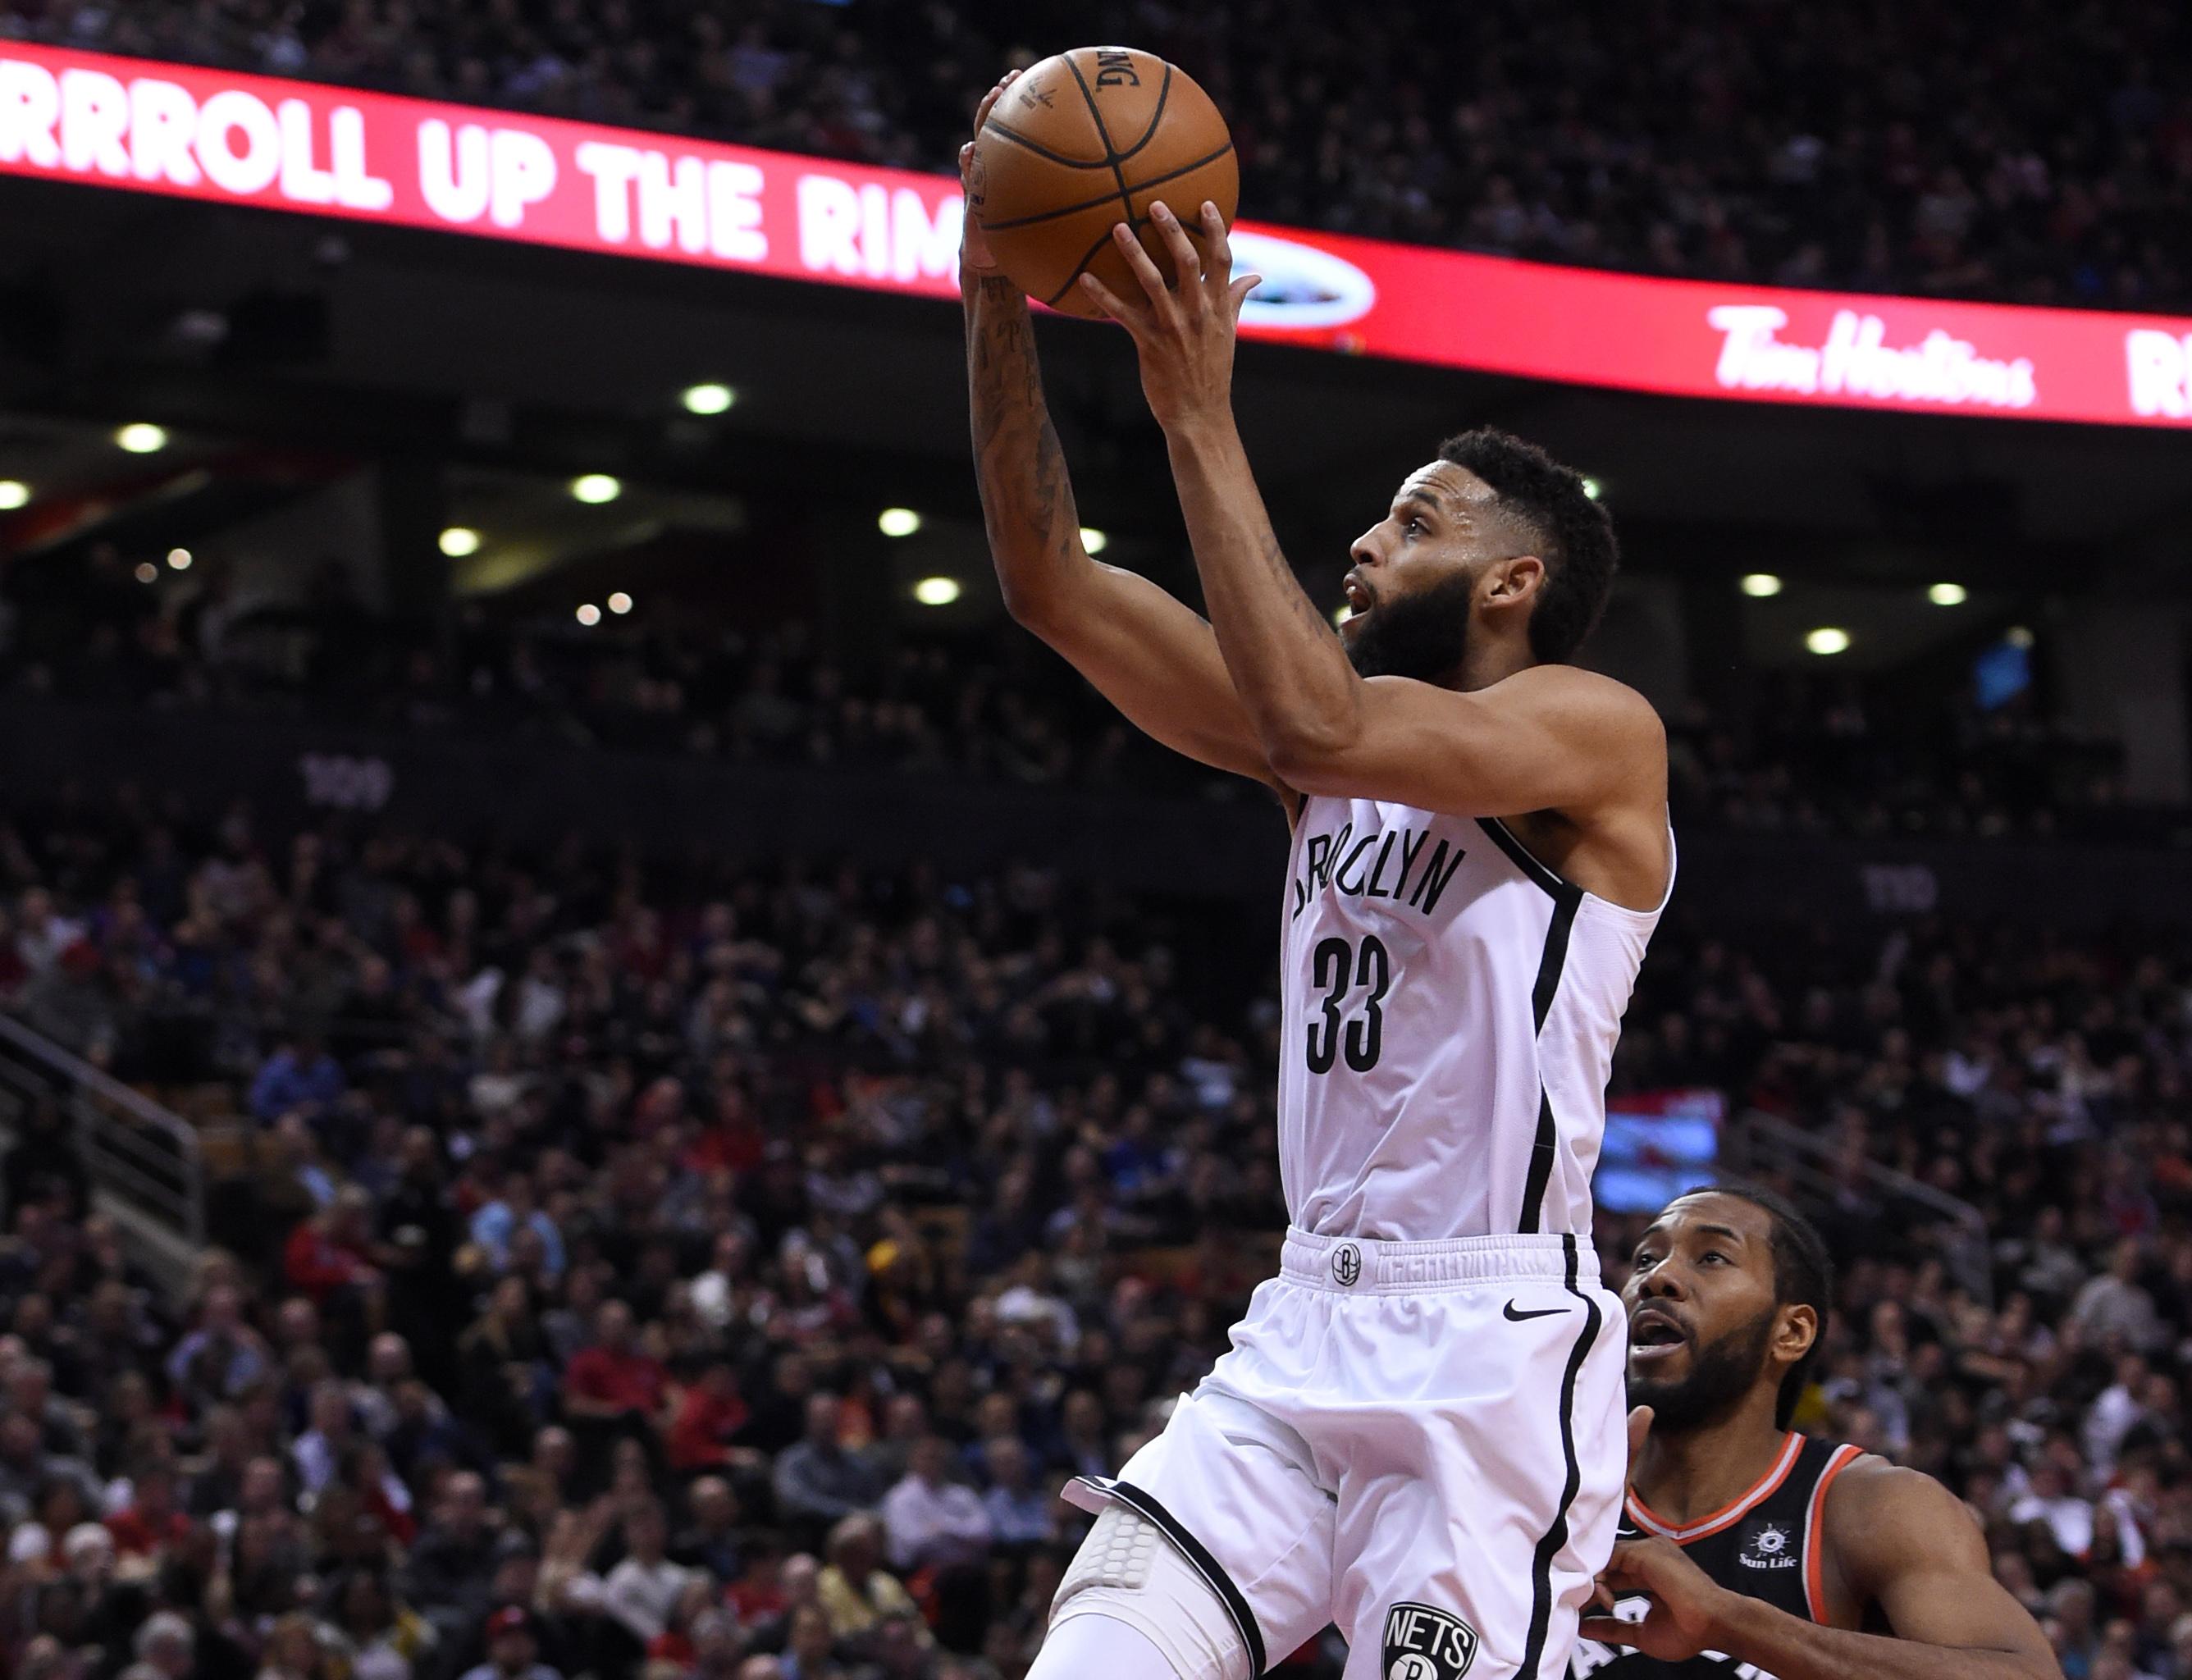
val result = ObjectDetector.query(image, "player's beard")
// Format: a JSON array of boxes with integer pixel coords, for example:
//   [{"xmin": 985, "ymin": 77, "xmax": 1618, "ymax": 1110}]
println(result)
[
  {"xmin": 1344, "ymin": 570, "xmax": 1477, "ymax": 682},
  {"xmin": 1626, "ymin": 1302, "xmax": 1780, "ymax": 1432}
]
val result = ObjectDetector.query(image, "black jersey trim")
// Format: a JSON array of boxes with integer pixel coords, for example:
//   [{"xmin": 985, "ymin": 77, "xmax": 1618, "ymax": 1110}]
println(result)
[
  {"xmin": 1091, "ymin": 1477, "xmax": 1268, "ymax": 1676},
  {"xmin": 1514, "ymin": 848, "xmax": 1580, "ymax": 1233},
  {"xmin": 1519, "ymin": 1235, "xmax": 1602, "ymax": 1680},
  {"xmin": 1474, "ymin": 816, "xmax": 1580, "ymax": 903},
  {"xmin": 1518, "ymin": 1089, "xmax": 1560, "ymax": 1236}
]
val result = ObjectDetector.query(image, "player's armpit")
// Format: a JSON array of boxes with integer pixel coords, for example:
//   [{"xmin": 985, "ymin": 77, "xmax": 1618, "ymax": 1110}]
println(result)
[
  {"xmin": 1018, "ymin": 560, "xmax": 1282, "ymax": 788},
  {"xmin": 1263, "ymin": 662, "xmax": 1664, "ymax": 822},
  {"xmin": 1825, "ymin": 1462, "xmax": 2056, "ymax": 1674}
]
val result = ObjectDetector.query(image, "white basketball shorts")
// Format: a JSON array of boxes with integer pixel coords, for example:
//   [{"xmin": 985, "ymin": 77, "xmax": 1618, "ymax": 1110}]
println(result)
[{"xmin": 1055, "ymin": 1229, "xmax": 1627, "ymax": 1680}]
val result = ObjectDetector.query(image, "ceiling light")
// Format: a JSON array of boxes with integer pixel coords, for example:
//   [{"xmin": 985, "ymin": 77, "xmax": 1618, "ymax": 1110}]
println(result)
[
  {"xmin": 1927, "ymin": 582, "xmax": 1967, "ymax": 606},
  {"xmin": 439, "ymin": 527, "xmax": 482, "ymax": 558},
  {"xmin": 682, "ymin": 383, "xmax": 736, "ymax": 415},
  {"xmin": 116, "ymin": 422, "xmax": 168, "ymax": 454},
  {"xmin": 572, "ymin": 473, "xmax": 622, "ymax": 504},
  {"xmin": 134, "ymin": 562, "xmax": 158, "ymax": 583},
  {"xmin": 1581, "ymin": 477, "xmax": 1603, "ymax": 500},
  {"xmin": 2007, "ymin": 626, "xmax": 2034, "ymax": 648},
  {"xmin": 0, "ymin": 480, "xmax": 28, "ymax": 509},
  {"xmin": 575, "ymin": 603, "xmax": 602, "ymax": 626},
  {"xmin": 608, "ymin": 591, "xmax": 633, "ymax": 615},
  {"xmin": 912, "ymin": 576, "xmax": 961, "ymax": 607},
  {"xmin": 1805, "ymin": 627, "xmax": 1851, "ymax": 655},
  {"xmin": 1080, "ymin": 527, "xmax": 1109, "ymax": 555},
  {"xmin": 879, "ymin": 508, "xmax": 921, "ymax": 537},
  {"xmin": 1740, "ymin": 573, "xmax": 1783, "ymax": 598},
  {"xmin": 167, "ymin": 548, "xmax": 192, "ymax": 570}
]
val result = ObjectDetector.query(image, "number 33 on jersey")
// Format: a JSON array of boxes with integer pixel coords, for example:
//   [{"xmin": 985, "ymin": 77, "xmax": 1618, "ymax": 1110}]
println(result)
[{"xmin": 1278, "ymin": 795, "xmax": 1673, "ymax": 1240}]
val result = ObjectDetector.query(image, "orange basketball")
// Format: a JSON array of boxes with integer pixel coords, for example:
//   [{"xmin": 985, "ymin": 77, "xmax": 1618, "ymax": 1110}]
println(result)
[{"xmin": 968, "ymin": 48, "xmax": 1238, "ymax": 317}]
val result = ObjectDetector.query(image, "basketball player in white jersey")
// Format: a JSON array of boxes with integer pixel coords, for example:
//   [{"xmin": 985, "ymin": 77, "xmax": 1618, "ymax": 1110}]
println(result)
[{"xmin": 961, "ymin": 71, "xmax": 1672, "ymax": 1680}]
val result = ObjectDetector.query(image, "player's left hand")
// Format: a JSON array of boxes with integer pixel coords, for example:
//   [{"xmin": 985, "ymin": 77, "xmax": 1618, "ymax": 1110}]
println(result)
[
  {"xmin": 1578, "ymin": 1534, "xmax": 1734, "ymax": 1661},
  {"xmin": 1080, "ymin": 201, "xmax": 1259, "ymax": 432}
]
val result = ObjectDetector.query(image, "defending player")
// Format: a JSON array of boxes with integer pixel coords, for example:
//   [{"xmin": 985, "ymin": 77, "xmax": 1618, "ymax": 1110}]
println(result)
[
  {"xmin": 962, "ymin": 71, "xmax": 1673, "ymax": 1680},
  {"xmin": 1573, "ymin": 1185, "xmax": 2056, "ymax": 1680}
]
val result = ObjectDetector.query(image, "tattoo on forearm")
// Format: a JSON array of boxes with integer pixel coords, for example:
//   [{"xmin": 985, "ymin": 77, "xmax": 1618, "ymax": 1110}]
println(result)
[
  {"xmin": 1262, "ymin": 527, "xmax": 1332, "ymax": 641},
  {"xmin": 967, "ymin": 282, "xmax": 1078, "ymax": 571}
]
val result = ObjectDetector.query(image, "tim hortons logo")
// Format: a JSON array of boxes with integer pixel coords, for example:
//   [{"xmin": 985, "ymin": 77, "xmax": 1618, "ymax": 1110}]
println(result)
[{"xmin": 1707, "ymin": 304, "xmax": 2037, "ymax": 409}]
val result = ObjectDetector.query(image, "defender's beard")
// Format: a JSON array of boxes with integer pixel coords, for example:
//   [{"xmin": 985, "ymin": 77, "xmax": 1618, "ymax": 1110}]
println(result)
[
  {"xmin": 1344, "ymin": 571, "xmax": 1477, "ymax": 682},
  {"xmin": 1627, "ymin": 1303, "xmax": 1780, "ymax": 1433}
]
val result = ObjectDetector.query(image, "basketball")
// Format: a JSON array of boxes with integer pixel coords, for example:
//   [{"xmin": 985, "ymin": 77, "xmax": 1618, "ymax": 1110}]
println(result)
[{"xmin": 968, "ymin": 47, "xmax": 1238, "ymax": 317}]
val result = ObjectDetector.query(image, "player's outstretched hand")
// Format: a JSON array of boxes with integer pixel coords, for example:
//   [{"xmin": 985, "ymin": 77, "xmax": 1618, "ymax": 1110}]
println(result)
[
  {"xmin": 1580, "ymin": 1408, "xmax": 1733, "ymax": 1663},
  {"xmin": 1079, "ymin": 201, "xmax": 1260, "ymax": 433},
  {"xmin": 1578, "ymin": 1533, "xmax": 1733, "ymax": 1661},
  {"xmin": 959, "ymin": 71, "xmax": 1019, "ymax": 281}
]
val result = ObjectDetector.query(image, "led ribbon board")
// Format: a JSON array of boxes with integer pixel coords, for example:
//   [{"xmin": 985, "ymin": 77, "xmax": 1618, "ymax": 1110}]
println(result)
[{"xmin": 5, "ymin": 43, "xmax": 2192, "ymax": 426}]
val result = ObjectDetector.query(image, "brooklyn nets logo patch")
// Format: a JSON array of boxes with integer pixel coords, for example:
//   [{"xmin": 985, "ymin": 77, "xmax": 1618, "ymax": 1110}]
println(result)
[{"xmin": 1384, "ymin": 1601, "xmax": 1478, "ymax": 1680}]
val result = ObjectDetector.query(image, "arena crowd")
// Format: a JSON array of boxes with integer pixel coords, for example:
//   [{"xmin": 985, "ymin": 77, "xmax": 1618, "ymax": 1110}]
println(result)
[
  {"xmin": 5, "ymin": 0, "xmax": 2188, "ymax": 308},
  {"xmin": 0, "ymin": 785, "xmax": 2188, "ymax": 1680},
  {"xmin": 0, "ymin": 543, "xmax": 2148, "ymax": 843}
]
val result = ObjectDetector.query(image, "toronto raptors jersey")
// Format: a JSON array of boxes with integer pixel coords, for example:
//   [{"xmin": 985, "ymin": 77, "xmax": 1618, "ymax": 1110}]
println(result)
[
  {"xmin": 1569, "ymin": 1434, "xmax": 1867, "ymax": 1680},
  {"xmin": 1277, "ymin": 794, "xmax": 1672, "ymax": 1240}
]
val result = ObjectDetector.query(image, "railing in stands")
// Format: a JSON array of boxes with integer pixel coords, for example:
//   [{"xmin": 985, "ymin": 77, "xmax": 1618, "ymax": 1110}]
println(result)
[
  {"xmin": 1724, "ymin": 1107, "xmax": 1993, "ymax": 1309},
  {"xmin": 0, "ymin": 1012, "xmax": 204, "ymax": 1253}
]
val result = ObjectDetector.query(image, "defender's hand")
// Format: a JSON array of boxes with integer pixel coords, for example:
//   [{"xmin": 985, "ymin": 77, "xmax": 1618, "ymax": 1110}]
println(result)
[
  {"xmin": 960, "ymin": 71, "xmax": 1019, "ymax": 281},
  {"xmin": 1079, "ymin": 201, "xmax": 1258, "ymax": 433},
  {"xmin": 1578, "ymin": 1536, "xmax": 1736, "ymax": 1661}
]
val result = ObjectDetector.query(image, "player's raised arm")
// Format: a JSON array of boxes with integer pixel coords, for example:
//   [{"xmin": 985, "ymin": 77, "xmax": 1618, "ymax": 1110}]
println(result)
[
  {"xmin": 1079, "ymin": 201, "xmax": 1665, "ymax": 834},
  {"xmin": 960, "ymin": 81, "xmax": 1278, "ymax": 791}
]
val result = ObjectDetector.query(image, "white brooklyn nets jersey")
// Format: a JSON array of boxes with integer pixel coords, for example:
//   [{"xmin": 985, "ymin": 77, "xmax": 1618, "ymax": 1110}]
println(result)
[{"xmin": 1278, "ymin": 793, "xmax": 1673, "ymax": 1241}]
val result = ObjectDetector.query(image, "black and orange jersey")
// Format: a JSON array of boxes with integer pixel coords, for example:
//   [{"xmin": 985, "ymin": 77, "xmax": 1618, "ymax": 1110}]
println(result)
[{"xmin": 1570, "ymin": 1433, "xmax": 1865, "ymax": 1680}]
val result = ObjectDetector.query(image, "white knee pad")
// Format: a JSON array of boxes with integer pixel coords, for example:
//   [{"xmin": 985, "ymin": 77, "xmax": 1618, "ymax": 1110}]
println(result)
[{"xmin": 1049, "ymin": 1505, "xmax": 1254, "ymax": 1680}]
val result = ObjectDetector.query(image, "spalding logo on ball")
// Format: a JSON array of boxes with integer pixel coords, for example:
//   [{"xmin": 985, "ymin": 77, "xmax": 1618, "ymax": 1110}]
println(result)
[{"xmin": 969, "ymin": 46, "xmax": 1238, "ymax": 315}]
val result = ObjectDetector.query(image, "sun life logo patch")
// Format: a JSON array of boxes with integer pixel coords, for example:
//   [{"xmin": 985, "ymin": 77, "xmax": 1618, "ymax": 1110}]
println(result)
[
  {"xmin": 1738, "ymin": 1522, "xmax": 1797, "ymax": 1569},
  {"xmin": 1383, "ymin": 1602, "xmax": 1478, "ymax": 1680}
]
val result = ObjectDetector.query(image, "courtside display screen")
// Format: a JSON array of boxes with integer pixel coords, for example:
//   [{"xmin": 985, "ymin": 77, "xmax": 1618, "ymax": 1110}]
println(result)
[
  {"xmin": 1594, "ymin": 1090, "xmax": 1724, "ymax": 1216},
  {"xmin": 7, "ymin": 42, "xmax": 2192, "ymax": 427}
]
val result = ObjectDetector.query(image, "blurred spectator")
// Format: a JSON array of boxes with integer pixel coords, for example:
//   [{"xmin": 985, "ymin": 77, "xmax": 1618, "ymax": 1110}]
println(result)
[
  {"xmin": 249, "ymin": 1033, "xmax": 346, "ymax": 1125},
  {"xmin": 976, "ymin": 1440, "xmax": 1054, "ymax": 1551},
  {"xmin": 882, "ymin": 1436, "xmax": 991, "ymax": 1573},
  {"xmin": 815, "ymin": 1514, "xmax": 920, "ymax": 1647},
  {"xmin": 459, "ymin": 1607, "xmax": 559, "ymax": 1680},
  {"xmin": 771, "ymin": 1398, "xmax": 882, "ymax": 1543},
  {"xmin": 600, "ymin": 1501, "xmax": 696, "ymax": 1648}
]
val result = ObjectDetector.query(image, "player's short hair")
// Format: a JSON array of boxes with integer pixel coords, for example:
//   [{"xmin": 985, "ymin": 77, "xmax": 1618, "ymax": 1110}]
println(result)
[
  {"xmin": 1691, "ymin": 1180, "xmax": 1834, "ymax": 1428},
  {"xmin": 1436, "ymin": 428, "xmax": 1618, "ymax": 664}
]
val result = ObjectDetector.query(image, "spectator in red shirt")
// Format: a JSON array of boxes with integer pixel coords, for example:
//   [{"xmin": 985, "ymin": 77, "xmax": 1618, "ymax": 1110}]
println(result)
[
  {"xmin": 667, "ymin": 1360, "xmax": 754, "ymax": 1474},
  {"xmin": 283, "ymin": 1189, "xmax": 380, "ymax": 1304},
  {"xmin": 687, "ymin": 1085, "xmax": 766, "ymax": 1178},
  {"xmin": 727, "ymin": 1536, "xmax": 790, "ymax": 1626},
  {"xmin": 106, "ymin": 1460, "xmax": 193, "ymax": 1560},
  {"xmin": 563, "ymin": 1300, "xmax": 669, "ymax": 1436}
]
